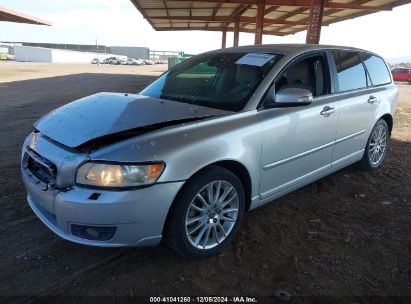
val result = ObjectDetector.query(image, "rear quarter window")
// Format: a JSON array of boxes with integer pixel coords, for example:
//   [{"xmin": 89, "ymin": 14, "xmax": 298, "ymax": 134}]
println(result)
[
  {"xmin": 332, "ymin": 50, "xmax": 368, "ymax": 92},
  {"xmin": 361, "ymin": 53, "xmax": 391, "ymax": 86}
]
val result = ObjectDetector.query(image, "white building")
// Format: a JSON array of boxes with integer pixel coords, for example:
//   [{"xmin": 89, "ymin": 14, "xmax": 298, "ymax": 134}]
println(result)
[{"xmin": 14, "ymin": 45, "xmax": 124, "ymax": 63}]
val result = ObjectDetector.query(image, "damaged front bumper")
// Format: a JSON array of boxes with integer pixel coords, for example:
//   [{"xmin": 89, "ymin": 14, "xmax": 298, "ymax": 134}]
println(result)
[{"xmin": 21, "ymin": 133, "xmax": 184, "ymax": 247}]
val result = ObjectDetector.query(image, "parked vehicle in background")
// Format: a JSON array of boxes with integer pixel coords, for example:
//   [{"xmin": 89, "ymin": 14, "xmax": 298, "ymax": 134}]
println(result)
[
  {"xmin": 155, "ymin": 60, "xmax": 167, "ymax": 65},
  {"xmin": 0, "ymin": 54, "xmax": 15, "ymax": 60},
  {"xmin": 391, "ymin": 67, "xmax": 411, "ymax": 83},
  {"xmin": 143, "ymin": 59, "xmax": 154, "ymax": 65},
  {"xmin": 101, "ymin": 58, "xmax": 110, "ymax": 64},
  {"xmin": 7, "ymin": 54, "xmax": 15, "ymax": 60},
  {"xmin": 21, "ymin": 45, "xmax": 398, "ymax": 258},
  {"xmin": 108, "ymin": 57, "xmax": 117, "ymax": 65},
  {"xmin": 126, "ymin": 58, "xmax": 138, "ymax": 65},
  {"xmin": 91, "ymin": 58, "xmax": 99, "ymax": 64},
  {"xmin": 108, "ymin": 57, "xmax": 122, "ymax": 65}
]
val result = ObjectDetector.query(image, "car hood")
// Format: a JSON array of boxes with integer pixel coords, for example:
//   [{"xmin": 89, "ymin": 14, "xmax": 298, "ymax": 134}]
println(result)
[{"xmin": 35, "ymin": 93, "xmax": 230, "ymax": 149}]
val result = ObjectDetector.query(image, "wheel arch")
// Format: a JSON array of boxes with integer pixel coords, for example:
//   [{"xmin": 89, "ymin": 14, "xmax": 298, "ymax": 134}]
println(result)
[
  {"xmin": 379, "ymin": 113, "xmax": 393, "ymax": 135},
  {"xmin": 182, "ymin": 160, "xmax": 252, "ymax": 211},
  {"xmin": 162, "ymin": 159, "xmax": 253, "ymax": 240},
  {"xmin": 164, "ymin": 159, "xmax": 253, "ymax": 231},
  {"xmin": 211, "ymin": 160, "xmax": 252, "ymax": 212}
]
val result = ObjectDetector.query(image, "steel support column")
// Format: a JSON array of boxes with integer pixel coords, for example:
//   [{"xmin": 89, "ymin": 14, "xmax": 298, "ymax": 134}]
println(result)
[
  {"xmin": 222, "ymin": 28, "xmax": 227, "ymax": 48},
  {"xmin": 255, "ymin": 3, "xmax": 264, "ymax": 45},
  {"xmin": 306, "ymin": 0, "xmax": 325, "ymax": 44},
  {"xmin": 233, "ymin": 18, "xmax": 240, "ymax": 47}
]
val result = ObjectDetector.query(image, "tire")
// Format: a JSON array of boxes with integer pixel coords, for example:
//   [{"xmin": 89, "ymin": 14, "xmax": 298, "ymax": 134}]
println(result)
[
  {"xmin": 165, "ymin": 166, "xmax": 245, "ymax": 258},
  {"xmin": 359, "ymin": 119, "xmax": 389, "ymax": 171}
]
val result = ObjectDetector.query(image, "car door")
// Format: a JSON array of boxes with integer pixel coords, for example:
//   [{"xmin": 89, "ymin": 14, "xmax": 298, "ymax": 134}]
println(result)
[
  {"xmin": 406, "ymin": 68, "xmax": 411, "ymax": 82},
  {"xmin": 397, "ymin": 69, "xmax": 408, "ymax": 81},
  {"xmin": 402, "ymin": 68, "xmax": 410, "ymax": 81},
  {"xmin": 329, "ymin": 50, "xmax": 380, "ymax": 166},
  {"xmin": 258, "ymin": 51, "xmax": 340, "ymax": 201}
]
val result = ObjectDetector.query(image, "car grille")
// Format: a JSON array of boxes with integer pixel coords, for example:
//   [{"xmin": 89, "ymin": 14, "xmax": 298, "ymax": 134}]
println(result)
[{"xmin": 23, "ymin": 148, "xmax": 57, "ymax": 186}]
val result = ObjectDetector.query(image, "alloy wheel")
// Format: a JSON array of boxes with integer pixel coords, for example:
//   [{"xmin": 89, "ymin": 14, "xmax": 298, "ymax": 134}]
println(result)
[
  {"xmin": 368, "ymin": 124, "xmax": 388, "ymax": 166},
  {"xmin": 185, "ymin": 180, "xmax": 239, "ymax": 250}
]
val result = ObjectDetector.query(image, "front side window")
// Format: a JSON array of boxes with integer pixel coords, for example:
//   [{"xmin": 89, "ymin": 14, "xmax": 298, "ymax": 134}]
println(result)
[
  {"xmin": 361, "ymin": 53, "xmax": 391, "ymax": 86},
  {"xmin": 275, "ymin": 54, "xmax": 330, "ymax": 97},
  {"xmin": 141, "ymin": 53, "xmax": 280, "ymax": 111},
  {"xmin": 332, "ymin": 50, "xmax": 367, "ymax": 92}
]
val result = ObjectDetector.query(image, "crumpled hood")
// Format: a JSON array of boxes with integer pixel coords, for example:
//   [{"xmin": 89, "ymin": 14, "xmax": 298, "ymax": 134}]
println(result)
[{"xmin": 35, "ymin": 93, "xmax": 230, "ymax": 148}]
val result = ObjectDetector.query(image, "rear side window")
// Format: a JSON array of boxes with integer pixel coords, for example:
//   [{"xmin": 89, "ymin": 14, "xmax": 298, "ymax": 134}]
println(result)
[
  {"xmin": 332, "ymin": 50, "xmax": 367, "ymax": 92},
  {"xmin": 361, "ymin": 53, "xmax": 391, "ymax": 86}
]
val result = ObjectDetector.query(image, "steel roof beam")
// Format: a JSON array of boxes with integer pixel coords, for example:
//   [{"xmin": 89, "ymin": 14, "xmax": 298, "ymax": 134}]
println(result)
[
  {"xmin": 207, "ymin": 3, "xmax": 222, "ymax": 30},
  {"xmin": 0, "ymin": 6, "xmax": 52, "ymax": 25},
  {"xmin": 306, "ymin": 0, "xmax": 325, "ymax": 44},
  {"xmin": 165, "ymin": 0, "xmax": 391, "ymax": 11},
  {"xmin": 151, "ymin": 15, "xmax": 308, "ymax": 25},
  {"xmin": 155, "ymin": 26, "xmax": 287, "ymax": 35}
]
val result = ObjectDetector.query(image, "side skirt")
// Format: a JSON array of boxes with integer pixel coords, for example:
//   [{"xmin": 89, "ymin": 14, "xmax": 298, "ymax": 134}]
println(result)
[{"xmin": 250, "ymin": 149, "xmax": 364, "ymax": 210}]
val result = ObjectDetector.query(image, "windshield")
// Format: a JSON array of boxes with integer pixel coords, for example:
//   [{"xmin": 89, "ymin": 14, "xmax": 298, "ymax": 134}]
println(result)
[{"xmin": 140, "ymin": 52, "xmax": 281, "ymax": 112}]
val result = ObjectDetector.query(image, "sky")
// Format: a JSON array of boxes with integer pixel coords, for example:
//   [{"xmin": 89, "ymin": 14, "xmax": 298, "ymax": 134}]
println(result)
[{"xmin": 0, "ymin": 0, "xmax": 410, "ymax": 59}]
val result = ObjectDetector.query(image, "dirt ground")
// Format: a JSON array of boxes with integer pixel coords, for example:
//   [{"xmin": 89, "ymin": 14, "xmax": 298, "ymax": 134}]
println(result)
[
  {"xmin": 0, "ymin": 61, "xmax": 167, "ymax": 83},
  {"xmin": 0, "ymin": 62, "xmax": 410, "ymax": 303}
]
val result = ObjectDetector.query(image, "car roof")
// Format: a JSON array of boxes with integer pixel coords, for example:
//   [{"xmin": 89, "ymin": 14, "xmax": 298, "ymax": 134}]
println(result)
[{"xmin": 207, "ymin": 44, "xmax": 379, "ymax": 57}]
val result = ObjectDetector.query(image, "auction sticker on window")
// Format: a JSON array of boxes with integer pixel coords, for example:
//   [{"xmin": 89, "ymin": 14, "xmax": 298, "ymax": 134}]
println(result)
[{"xmin": 235, "ymin": 53, "xmax": 276, "ymax": 67}]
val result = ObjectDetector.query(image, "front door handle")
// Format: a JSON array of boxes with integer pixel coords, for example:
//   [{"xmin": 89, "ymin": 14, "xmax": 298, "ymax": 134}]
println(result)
[
  {"xmin": 320, "ymin": 106, "xmax": 335, "ymax": 117},
  {"xmin": 368, "ymin": 96, "xmax": 378, "ymax": 104}
]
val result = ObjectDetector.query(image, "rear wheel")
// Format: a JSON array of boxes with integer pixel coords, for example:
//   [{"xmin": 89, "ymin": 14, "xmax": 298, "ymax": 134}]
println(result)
[
  {"xmin": 165, "ymin": 166, "xmax": 245, "ymax": 258},
  {"xmin": 359, "ymin": 119, "xmax": 389, "ymax": 171}
]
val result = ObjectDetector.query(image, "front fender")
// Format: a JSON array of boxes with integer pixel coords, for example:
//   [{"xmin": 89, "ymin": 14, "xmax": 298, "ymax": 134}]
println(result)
[{"xmin": 90, "ymin": 111, "xmax": 263, "ymax": 201}]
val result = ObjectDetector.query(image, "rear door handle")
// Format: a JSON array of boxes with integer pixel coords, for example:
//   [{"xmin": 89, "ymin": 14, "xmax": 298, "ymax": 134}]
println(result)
[
  {"xmin": 368, "ymin": 96, "xmax": 378, "ymax": 104},
  {"xmin": 320, "ymin": 106, "xmax": 335, "ymax": 117}
]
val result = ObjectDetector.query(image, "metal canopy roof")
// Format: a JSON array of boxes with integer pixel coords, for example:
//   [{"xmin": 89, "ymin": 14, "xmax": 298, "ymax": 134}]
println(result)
[
  {"xmin": 130, "ymin": 0, "xmax": 410, "ymax": 36},
  {"xmin": 0, "ymin": 6, "xmax": 52, "ymax": 26}
]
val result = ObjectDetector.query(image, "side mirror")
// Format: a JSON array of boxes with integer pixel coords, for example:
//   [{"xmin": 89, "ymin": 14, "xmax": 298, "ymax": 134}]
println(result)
[{"xmin": 265, "ymin": 87, "xmax": 313, "ymax": 108}]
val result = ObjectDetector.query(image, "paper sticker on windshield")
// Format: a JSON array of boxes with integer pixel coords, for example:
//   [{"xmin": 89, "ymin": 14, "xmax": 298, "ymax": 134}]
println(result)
[{"xmin": 235, "ymin": 53, "xmax": 276, "ymax": 67}]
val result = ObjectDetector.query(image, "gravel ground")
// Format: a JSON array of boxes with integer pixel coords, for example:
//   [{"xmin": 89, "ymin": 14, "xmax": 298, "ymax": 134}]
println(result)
[{"xmin": 0, "ymin": 62, "xmax": 409, "ymax": 303}]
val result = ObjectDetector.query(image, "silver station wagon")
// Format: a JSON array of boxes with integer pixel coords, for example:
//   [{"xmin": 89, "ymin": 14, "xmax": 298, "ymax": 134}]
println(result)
[{"xmin": 21, "ymin": 44, "xmax": 398, "ymax": 258}]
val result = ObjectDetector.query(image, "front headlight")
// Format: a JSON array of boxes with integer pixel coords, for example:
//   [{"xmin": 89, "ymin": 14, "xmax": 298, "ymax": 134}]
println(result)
[{"xmin": 76, "ymin": 162, "xmax": 165, "ymax": 188}]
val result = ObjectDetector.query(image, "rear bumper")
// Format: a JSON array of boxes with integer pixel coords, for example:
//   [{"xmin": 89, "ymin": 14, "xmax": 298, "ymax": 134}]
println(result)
[{"xmin": 22, "ymin": 166, "xmax": 184, "ymax": 247}]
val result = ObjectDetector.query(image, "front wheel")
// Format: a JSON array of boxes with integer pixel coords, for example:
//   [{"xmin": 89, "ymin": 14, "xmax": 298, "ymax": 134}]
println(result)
[
  {"xmin": 165, "ymin": 166, "xmax": 245, "ymax": 258},
  {"xmin": 359, "ymin": 119, "xmax": 389, "ymax": 171}
]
